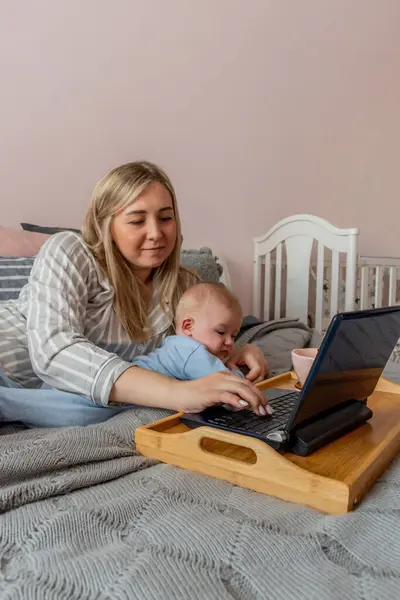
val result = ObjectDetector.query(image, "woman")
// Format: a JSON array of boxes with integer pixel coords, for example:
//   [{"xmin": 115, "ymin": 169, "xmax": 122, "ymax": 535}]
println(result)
[{"xmin": 0, "ymin": 161, "xmax": 268, "ymax": 427}]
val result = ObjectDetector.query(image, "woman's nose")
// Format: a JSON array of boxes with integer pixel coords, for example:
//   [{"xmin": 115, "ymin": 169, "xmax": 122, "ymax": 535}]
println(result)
[{"xmin": 146, "ymin": 220, "xmax": 162, "ymax": 241}]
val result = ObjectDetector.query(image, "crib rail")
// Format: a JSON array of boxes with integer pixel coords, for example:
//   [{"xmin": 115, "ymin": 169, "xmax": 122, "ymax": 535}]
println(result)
[
  {"xmin": 256, "ymin": 254, "xmax": 400, "ymax": 332},
  {"xmin": 319, "ymin": 256, "xmax": 400, "ymax": 330},
  {"xmin": 358, "ymin": 256, "xmax": 400, "ymax": 310}
]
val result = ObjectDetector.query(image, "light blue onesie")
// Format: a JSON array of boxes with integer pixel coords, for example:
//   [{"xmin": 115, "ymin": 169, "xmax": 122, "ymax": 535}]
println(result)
[{"xmin": 132, "ymin": 335, "xmax": 243, "ymax": 379}]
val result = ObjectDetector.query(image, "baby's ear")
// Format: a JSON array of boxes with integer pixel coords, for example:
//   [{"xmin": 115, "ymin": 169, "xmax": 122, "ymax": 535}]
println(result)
[{"xmin": 181, "ymin": 317, "xmax": 194, "ymax": 337}]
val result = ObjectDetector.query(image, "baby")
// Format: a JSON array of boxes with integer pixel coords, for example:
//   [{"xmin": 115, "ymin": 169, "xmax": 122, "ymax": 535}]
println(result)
[{"xmin": 132, "ymin": 281, "xmax": 271, "ymax": 415}]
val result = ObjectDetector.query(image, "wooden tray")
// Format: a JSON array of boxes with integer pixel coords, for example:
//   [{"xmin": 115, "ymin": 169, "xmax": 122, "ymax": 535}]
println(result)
[{"xmin": 135, "ymin": 372, "xmax": 400, "ymax": 514}]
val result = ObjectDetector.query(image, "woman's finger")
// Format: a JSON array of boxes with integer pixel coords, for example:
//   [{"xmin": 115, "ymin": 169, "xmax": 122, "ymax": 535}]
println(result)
[
  {"xmin": 219, "ymin": 391, "xmax": 251, "ymax": 410},
  {"xmin": 219, "ymin": 376, "xmax": 273, "ymax": 416},
  {"xmin": 218, "ymin": 389, "xmax": 272, "ymax": 416}
]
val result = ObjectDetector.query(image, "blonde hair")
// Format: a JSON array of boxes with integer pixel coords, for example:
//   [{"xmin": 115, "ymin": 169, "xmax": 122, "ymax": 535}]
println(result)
[
  {"xmin": 175, "ymin": 282, "xmax": 242, "ymax": 325},
  {"xmin": 82, "ymin": 161, "xmax": 197, "ymax": 341}
]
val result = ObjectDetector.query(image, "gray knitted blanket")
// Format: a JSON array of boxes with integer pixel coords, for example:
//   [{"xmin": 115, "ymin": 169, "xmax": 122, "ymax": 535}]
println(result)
[{"xmin": 1, "ymin": 404, "xmax": 400, "ymax": 600}]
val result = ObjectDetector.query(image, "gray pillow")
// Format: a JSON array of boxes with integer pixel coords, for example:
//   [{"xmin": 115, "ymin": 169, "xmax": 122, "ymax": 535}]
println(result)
[
  {"xmin": 0, "ymin": 257, "xmax": 35, "ymax": 302},
  {"xmin": 0, "ymin": 248, "xmax": 223, "ymax": 303},
  {"xmin": 180, "ymin": 247, "xmax": 223, "ymax": 283},
  {"xmin": 17, "ymin": 230, "xmax": 223, "ymax": 283},
  {"xmin": 21, "ymin": 223, "xmax": 81, "ymax": 234}
]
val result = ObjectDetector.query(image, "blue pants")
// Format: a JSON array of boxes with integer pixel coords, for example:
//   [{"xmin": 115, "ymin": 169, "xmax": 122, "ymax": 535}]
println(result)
[{"xmin": 0, "ymin": 370, "xmax": 132, "ymax": 428}]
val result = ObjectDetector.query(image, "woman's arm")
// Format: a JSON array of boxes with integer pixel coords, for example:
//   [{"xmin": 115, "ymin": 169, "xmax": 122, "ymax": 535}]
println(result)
[
  {"xmin": 26, "ymin": 233, "xmax": 133, "ymax": 405},
  {"xmin": 110, "ymin": 365, "xmax": 268, "ymax": 415}
]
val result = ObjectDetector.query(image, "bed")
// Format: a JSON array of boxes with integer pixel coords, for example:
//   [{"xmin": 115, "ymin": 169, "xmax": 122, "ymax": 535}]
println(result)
[
  {"xmin": 1, "ymin": 224, "xmax": 400, "ymax": 599},
  {"xmin": 2, "ymin": 389, "xmax": 400, "ymax": 599}
]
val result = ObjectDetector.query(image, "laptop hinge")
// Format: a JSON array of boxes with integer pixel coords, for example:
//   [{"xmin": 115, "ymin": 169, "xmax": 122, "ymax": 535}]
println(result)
[{"xmin": 290, "ymin": 400, "xmax": 373, "ymax": 456}]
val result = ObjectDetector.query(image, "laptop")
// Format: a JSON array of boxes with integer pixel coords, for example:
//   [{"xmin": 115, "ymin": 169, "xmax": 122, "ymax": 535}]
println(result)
[{"xmin": 181, "ymin": 306, "xmax": 400, "ymax": 456}]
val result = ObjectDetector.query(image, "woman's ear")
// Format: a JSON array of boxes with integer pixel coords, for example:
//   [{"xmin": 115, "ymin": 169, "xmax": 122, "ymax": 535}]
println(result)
[{"xmin": 181, "ymin": 317, "xmax": 194, "ymax": 337}]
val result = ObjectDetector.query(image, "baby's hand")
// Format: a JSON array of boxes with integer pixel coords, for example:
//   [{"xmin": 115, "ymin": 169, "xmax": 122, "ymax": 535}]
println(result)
[{"xmin": 226, "ymin": 344, "xmax": 269, "ymax": 383}]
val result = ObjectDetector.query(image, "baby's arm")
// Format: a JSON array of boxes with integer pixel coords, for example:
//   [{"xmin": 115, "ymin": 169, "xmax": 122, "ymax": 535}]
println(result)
[{"xmin": 182, "ymin": 346, "xmax": 244, "ymax": 380}]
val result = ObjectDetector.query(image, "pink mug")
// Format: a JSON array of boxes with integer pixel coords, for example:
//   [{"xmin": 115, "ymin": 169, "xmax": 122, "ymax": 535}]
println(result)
[{"xmin": 291, "ymin": 348, "xmax": 318, "ymax": 387}]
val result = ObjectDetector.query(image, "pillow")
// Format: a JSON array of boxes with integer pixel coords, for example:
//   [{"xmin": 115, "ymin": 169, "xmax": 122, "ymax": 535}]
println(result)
[
  {"xmin": 0, "ymin": 247, "xmax": 224, "ymax": 303},
  {"xmin": 0, "ymin": 257, "xmax": 35, "ymax": 302},
  {"xmin": 21, "ymin": 222, "xmax": 81, "ymax": 234},
  {"xmin": 16, "ymin": 227, "xmax": 223, "ymax": 283},
  {"xmin": 0, "ymin": 226, "xmax": 50, "ymax": 257},
  {"xmin": 180, "ymin": 247, "xmax": 223, "ymax": 283}
]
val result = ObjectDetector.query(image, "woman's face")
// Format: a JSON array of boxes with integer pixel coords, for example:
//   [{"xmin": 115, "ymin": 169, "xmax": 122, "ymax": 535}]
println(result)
[{"xmin": 111, "ymin": 181, "xmax": 177, "ymax": 281}]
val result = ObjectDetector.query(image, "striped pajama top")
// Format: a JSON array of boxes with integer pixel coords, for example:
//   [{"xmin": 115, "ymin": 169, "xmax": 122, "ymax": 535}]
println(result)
[{"xmin": 0, "ymin": 232, "xmax": 190, "ymax": 406}]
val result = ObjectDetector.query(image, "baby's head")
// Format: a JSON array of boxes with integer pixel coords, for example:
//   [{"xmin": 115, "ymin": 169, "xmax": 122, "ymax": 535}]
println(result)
[{"xmin": 175, "ymin": 282, "xmax": 242, "ymax": 360}]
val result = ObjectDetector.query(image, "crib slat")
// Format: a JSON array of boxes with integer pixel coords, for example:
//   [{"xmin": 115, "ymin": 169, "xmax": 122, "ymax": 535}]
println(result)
[
  {"xmin": 253, "ymin": 254, "xmax": 262, "ymax": 319},
  {"xmin": 263, "ymin": 253, "xmax": 271, "ymax": 321},
  {"xmin": 339, "ymin": 266, "xmax": 346, "ymax": 311},
  {"xmin": 330, "ymin": 251, "xmax": 339, "ymax": 317},
  {"xmin": 374, "ymin": 266, "xmax": 383, "ymax": 308},
  {"xmin": 315, "ymin": 241, "xmax": 324, "ymax": 332},
  {"xmin": 360, "ymin": 266, "xmax": 369, "ymax": 309},
  {"xmin": 274, "ymin": 243, "xmax": 282, "ymax": 319},
  {"xmin": 389, "ymin": 267, "xmax": 397, "ymax": 306}
]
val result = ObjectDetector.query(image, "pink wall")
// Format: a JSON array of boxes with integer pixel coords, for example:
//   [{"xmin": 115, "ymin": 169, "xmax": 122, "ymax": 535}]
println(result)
[{"xmin": 1, "ymin": 0, "xmax": 400, "ymax": 312}]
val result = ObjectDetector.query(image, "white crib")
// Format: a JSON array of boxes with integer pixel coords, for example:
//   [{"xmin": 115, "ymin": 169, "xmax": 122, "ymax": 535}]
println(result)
[
  {"xmin": 252, "ymin": 215, "xmax": 400, "ymax": 332},
  {"xmin": 315, "ymin": 256, "xmax": 400, "ymax": 331},
  {"xmin": 358, "ymin": 256, "xmax": 400, "ymax": 309}
]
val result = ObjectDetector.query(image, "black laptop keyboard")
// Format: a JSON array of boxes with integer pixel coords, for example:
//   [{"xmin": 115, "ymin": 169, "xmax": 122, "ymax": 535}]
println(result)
[{"xmin": 204, "ymin": 391, "xmax": 300, "ymax": 436}]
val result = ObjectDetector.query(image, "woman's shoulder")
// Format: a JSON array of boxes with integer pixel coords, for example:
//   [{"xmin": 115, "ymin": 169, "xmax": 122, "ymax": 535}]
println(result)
[
  {"xmin": 31, "ymin": 231, "xmax": 104, "ymax": 286},
  {"xmin": 37, "ymin": 231, "xmax": 95, "ymax": 264}
]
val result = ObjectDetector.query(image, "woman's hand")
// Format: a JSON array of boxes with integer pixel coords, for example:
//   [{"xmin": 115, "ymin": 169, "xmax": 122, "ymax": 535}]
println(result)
[
  {"xmin": 174, "ymin": 371, "xmax": 273, "ymax": 416},
  {"xmin": 110, "ymin": 360, "xmax": 271, "ymax": 416},
  {"xmin": 226, "ymin": 344, "xmax": 269, "ymax": 383}
]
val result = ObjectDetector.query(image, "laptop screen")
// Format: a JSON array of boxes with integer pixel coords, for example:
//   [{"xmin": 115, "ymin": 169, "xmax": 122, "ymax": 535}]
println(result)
[{"xmin": 288, "ymin": 306, "xmax": 400, "ymax": 430}]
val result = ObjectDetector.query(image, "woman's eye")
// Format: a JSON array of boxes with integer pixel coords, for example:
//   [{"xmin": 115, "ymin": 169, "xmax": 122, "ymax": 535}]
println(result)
[
  {"xmin": 160, "ymin": 216, "xmax": 172, "ymax": 222},
  {"xmin": 129, "ymin": 221, "xmax": 144, "ymax": 226}
]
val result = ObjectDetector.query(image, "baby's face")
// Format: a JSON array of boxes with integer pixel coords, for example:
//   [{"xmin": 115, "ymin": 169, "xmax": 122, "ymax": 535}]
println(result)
[{"xmin": 189, "ymin": 305, "xmax": 242, "ymax": 361}]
